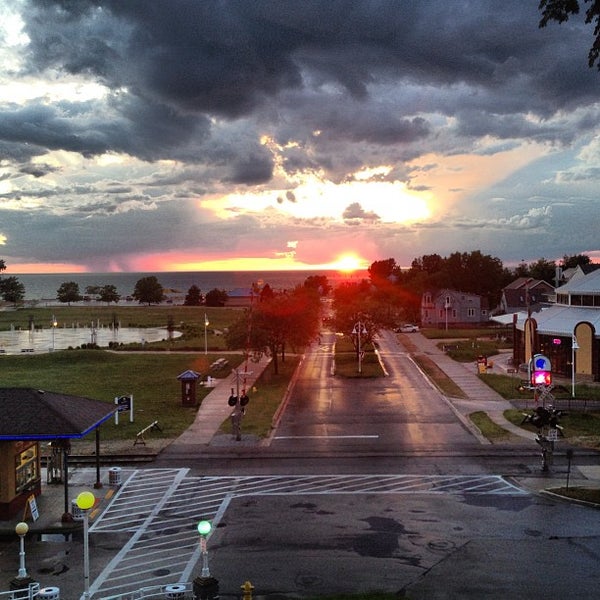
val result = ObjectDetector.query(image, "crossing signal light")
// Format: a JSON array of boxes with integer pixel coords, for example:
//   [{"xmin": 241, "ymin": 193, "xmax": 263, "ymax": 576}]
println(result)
[{"xmin": 531, "ymin": 353, "xmax": 552, "ymax": 386}]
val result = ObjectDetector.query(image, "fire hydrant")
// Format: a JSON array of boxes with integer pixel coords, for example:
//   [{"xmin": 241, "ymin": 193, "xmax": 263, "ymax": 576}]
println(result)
[{"xmin": 241, "ymin": 580, "xmax": 254, "ymax": 600}]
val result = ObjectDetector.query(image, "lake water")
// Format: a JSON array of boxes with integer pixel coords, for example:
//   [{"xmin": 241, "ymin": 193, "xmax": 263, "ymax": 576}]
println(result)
[{"xmin": 10, "ymin": 270, "xmax": 367, "ymax": 302}]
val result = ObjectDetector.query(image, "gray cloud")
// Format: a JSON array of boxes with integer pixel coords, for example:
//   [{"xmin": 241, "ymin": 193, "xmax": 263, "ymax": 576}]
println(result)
[{"xmin": 0, "ymin": 0, "xmax": 598, "ymax": 269}]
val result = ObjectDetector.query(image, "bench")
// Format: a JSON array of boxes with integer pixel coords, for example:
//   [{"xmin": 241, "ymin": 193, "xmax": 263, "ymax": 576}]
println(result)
[
  {"xmin": 210, "ymin": 358, "xmax": 229, "ymax": 370},
  {"xmin": 21, "ymin": 348, "xmax": 34, "ymax": 353},
  {"xmin": 134, "ymin": 420, "xmax": 162, "ymax": 446}
]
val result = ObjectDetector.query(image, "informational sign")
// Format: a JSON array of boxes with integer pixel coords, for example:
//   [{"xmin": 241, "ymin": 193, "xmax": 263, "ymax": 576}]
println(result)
[
  {"xmin": 114, "ymin": 395, "xmax": 134, "ymax": 424},
  {"xmin": 23, "ymin": 494, "xmax": 39, "ymax": 521}
]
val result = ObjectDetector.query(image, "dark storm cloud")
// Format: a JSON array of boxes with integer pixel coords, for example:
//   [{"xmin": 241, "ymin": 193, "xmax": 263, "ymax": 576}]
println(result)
[{"xmin": 16, "ymin": 0, "xmax": 598, "ymax": 167}]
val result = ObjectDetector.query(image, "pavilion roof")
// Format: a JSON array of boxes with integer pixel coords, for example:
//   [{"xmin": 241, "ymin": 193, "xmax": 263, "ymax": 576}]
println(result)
[{"xmin": 0, "ymin": 388, "xmax": 116, "ymax": 441}]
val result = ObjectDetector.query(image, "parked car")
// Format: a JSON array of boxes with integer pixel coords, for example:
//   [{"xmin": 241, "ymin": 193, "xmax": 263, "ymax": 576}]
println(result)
[{"xmin": 398, "ymin": 324, "xmax": 419, "ymax": 333}]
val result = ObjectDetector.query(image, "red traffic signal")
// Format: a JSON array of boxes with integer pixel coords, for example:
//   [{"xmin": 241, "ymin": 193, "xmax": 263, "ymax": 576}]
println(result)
[{"xmin": 531, "ymin": 370, "xmax": 552, "ymax": 386}]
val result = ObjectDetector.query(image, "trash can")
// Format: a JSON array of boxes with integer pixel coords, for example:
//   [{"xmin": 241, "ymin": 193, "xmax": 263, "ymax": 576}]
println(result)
[
  {"xmin": 71, "ymin": 499, "xmax": 84, "ymax": 521},
  {"xmin": 109, "ymin": 466, "xmax": 122, "ymax": 486},
  {"xmin": 164, "ymin": 584, "xmax": 186, "ymax": 599},
  {"xmin": 38, "ymin": 587, "xmax": 60, "ymax": 599}
]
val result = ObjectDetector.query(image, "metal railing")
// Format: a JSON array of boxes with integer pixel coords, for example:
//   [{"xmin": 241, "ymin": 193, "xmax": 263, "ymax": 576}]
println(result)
[
  {"xmin": 98, "ymin": 582, "xmax": 193, "ymax": 600},
  {"xmin": 0, "ymin": 583, "xmax": 40, "ymax": 600}
]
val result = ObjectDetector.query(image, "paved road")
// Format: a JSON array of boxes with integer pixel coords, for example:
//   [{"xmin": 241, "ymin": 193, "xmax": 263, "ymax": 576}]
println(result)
[
  {"xmin": 270, "ymin": 331, "xmax": 479, "ymax": 454},
  {"xmin": 15, "ymin": 465, "xmax": 600, "ymax": 600},
  {"xmin": 83, "ymin": 468, "xmax": 529, "ymax": 599}
]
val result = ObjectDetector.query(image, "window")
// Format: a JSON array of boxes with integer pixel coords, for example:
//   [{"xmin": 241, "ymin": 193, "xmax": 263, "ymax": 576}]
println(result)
[{"xmin": 467, "ymin": 308, "xmax": 475, "ymax": 317}]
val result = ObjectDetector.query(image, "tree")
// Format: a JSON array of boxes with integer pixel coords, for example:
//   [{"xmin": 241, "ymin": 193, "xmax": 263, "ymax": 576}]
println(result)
[
  {"xmin": 562, "ymin": 253, "xmax": 592, "ymax": 269},
  {"xmin": 368, "ymin": 258, "xmax": 399, "ymax": 285},
  {"xmin": 57, "ymin": 281, "xmax": 82, "ymax": 305},
  {"xmin": 1, "ymin": 276, "xmax": 25, "ymax": 306},
  {"xmin": 184, "ymin": 284, "xmax": 203, "ymax": 306},
  {"xmin": 303, "ymin": 274, "xmax": 331, "ymax": 296},
  {"xmin": 99, "ymin": 284, "xmax": 120, "ymax": 304},
  {"xmin": 225, "ymin": 286, "xmax": 321, "ymax": 374},
  {"xmin": 132, "ymin": 276, "xmax": 164, "ymax": 306},
  {"xmin": 205, "ymin": 288, "xmax": 228, "ymax": 307},
  {"xmin": 539, "ymin": 0, "xmax": 600, "ymax": 69},
  {"xmin": 528, "ymin": 257, "xmax": 557, "ymax": 284}
]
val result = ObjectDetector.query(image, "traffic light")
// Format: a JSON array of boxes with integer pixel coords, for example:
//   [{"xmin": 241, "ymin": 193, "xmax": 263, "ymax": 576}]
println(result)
[{"xmin": 531, "ymin": 354, "xmax": 552, "ymax": 386}]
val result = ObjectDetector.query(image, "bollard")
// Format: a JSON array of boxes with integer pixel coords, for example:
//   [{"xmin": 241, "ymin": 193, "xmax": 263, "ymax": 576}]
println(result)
[
  {"xmin": 164, "ymin": 584, "xmax": 186, "ymax": 599},
  {"xmin": 38, "ymin": 587, "xmax": 60, "ymax": 599},
  {"xmin": 193, "ymin": 576, "xmax": 219, "ymax": 600},
  {"xmin": 109, "ymin": 466, "xmax": 122, "ymax": 486},
  {"xmin": 71, "ymin": 499, "xmax": 84, "ymax": 521},
  {"xmin": 241, "ymin": 580, "xmax": 254, "ymax": 600}
]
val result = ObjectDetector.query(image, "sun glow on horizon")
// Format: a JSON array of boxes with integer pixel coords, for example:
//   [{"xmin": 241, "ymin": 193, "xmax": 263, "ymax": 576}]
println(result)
[{"xmin": 330, "ymin": 253, "xmax": 368, "ymax": 273}]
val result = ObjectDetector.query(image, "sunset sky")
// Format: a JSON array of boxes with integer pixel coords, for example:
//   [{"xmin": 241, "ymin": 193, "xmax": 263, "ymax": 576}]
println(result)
[{"xmin": 1, "ymin": 0, "xmax": 599, "ymax": 274}]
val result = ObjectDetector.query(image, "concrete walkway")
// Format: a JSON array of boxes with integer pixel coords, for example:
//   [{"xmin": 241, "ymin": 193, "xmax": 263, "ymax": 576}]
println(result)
[
  {"xmin": 160, "ymin": 354, "xmax": 273, "ymax": 454},
  {"xmin": 403, "ymin": 332, "xmax": 537, "ymax": 442}
]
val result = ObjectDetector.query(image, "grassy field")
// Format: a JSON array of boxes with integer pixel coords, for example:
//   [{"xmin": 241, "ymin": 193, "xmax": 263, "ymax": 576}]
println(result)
[{"xmin": 1, "ymin": 349, "xmax": 247, "ymax": 443}]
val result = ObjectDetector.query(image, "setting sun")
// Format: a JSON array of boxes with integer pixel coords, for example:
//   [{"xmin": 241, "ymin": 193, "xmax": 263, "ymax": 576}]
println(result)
[{"xmin": 331, "ymin": 253, "xmax": 367, "ymax": 273}]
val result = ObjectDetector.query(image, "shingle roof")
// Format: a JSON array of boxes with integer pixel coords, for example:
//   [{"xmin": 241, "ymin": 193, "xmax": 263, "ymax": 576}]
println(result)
[{"xmin": 0, "ymin": 388, "xmax": 116, "ymax": 440}]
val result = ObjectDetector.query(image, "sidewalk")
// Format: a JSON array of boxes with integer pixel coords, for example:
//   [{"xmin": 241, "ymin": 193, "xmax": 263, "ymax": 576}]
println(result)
[
  {"xmin": 402, "ymin": 332, "xmax": 537, "ymax": 442},
  {"xmin": 160, "ymin": 354, "xmax": 273, "ymax": 455},
  {"xmin": 400, "ymin": 331, "xmax": 600, "ymax": 493}
]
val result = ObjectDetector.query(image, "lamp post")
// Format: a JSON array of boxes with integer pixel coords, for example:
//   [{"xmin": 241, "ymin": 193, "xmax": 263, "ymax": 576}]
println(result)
[
  {"xmin": 76, "ymin": 490, "xmax": 95, "ymax": 600},
  {"xmin": 51, "ymin": 315, "xmax": 57, "ymax": 351},
  {"xmin": 352, "ymin": 321, "xmax": 367, "ymax": 373},
  {"xmin": 204, "ymin": 314, "xmax": 209, "ymax": 355},
  {"xmin": 194, "ymin": 520, "xmax": 219, "ymax": 600},
  {"xmin": 198, "ymin": 520, "xmax": 211, "ymax": 577},
  {"xmin": 10, "ymin": 521, "xmax": 36, "ymax": 591},
  {"xmin": 16, "ymin": 522, "xmax": 29, "ymax": 579},
  {"xmin": 571, "ymin": 335, "xmax": 579, "ymax": 398}
]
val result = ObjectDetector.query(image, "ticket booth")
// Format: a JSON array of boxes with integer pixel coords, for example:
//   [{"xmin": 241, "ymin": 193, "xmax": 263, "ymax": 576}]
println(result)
[
  {"xmin": 0, "ymin": 387, "xmax": 117, "ymax": 522},
  {"xmin": 177, "ymin": 370, "xmax": 202, "ymax": 406},
  {"xmin": 0, "ymin": 440, "xmax": 41, "ymax": 520}
]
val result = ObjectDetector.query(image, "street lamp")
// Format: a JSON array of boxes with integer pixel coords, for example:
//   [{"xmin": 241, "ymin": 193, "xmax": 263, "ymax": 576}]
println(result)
[
  {"xmin": 198, "ymin": 520, "xmax": 212, "ymax": 577},
  {"xmin": 204, "ymin": 314, "xmax": 209, "ymax": 355},
  {"xmin": 51, "ymin": 315, "xmax": 57, "ymax": 351},
  {"xmin": 352, "ymin": 321, "xmax": 367, "ymax": 373},
  {"xmin": 10, "ymin": 521, "xmax": 36, "ymax": 592},
  {"xmin": 16, "ymin": 521, "xmax": 29, "ymax": 578},
  {"xmin": 571, "ymin": 335, "xmax": 579, "ymax": 398},
  {"xmin": 193, "ymin": 519, "xmax": 219, "ymax": 600},
  {"xmin": 76, "ymin": 490, "xmax": 96, "ymax": 600}
]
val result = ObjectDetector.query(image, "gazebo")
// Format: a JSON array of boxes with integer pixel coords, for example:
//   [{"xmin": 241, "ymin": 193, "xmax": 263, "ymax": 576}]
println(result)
[{"xmin": 0, "ymin": 388, "xmax": 116, "ymax": 520}]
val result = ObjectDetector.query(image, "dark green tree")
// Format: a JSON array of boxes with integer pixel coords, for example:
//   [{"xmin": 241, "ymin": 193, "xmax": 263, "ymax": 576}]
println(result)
[
  {"xmin": 1, "ymin": 276, "xmax": 25, "ymax": 306},
  {"xmin": 132, "ymin": 276, "xmax": 164, "ymax": 306},
  {"xmin": 205, "ymin": 288, "xmax": 228, "ymax": 307},
  {"xmin": 527, "ymin": 257, "xmax": 557, "ymax": 284},
  {"xmin": 99, "ymin": 284, "xmax": 120, "ymax": 304},
  {"xmin": 57, "ymin": 281, "xmax": 83, "ymax": 305},
  {"xmin": 539, "ymin": 0, "xmax": 600, "ymax": 69},
  {"xmin": 303, "ymin": 274, "xmax": 331, "ymax": 296},
  {"xmin": 562, "ymin": 253, "xmax": 592, "ymax": 268},
  {"xmin": 184, "ymin": 284, "xmax": 203, "ymax": 306}
]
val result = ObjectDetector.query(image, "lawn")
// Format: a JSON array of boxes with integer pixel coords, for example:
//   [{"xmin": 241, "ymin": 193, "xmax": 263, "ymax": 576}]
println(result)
[
  {"xmin": 333, "ymin": 335, "xmax": 384, "ymax": 377},
  {"xmin": 1, "ymin": 349, "xmax": 245, "ymax": 442}
]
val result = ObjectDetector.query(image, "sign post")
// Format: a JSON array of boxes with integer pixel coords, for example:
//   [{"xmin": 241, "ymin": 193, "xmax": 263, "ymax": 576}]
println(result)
[{"xmin": 114, "ymin": 395, "xmax": 133, "ymax": 424}]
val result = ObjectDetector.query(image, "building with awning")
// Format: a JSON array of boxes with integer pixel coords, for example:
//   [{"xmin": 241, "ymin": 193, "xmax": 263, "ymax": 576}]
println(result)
[
  {"xmin": 0, "ymin": 388, "xmax": 116, "ymax": 520},
  {"xmin": 492, "ymin": 268, "xmax": 600, "ymax": 381}
]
